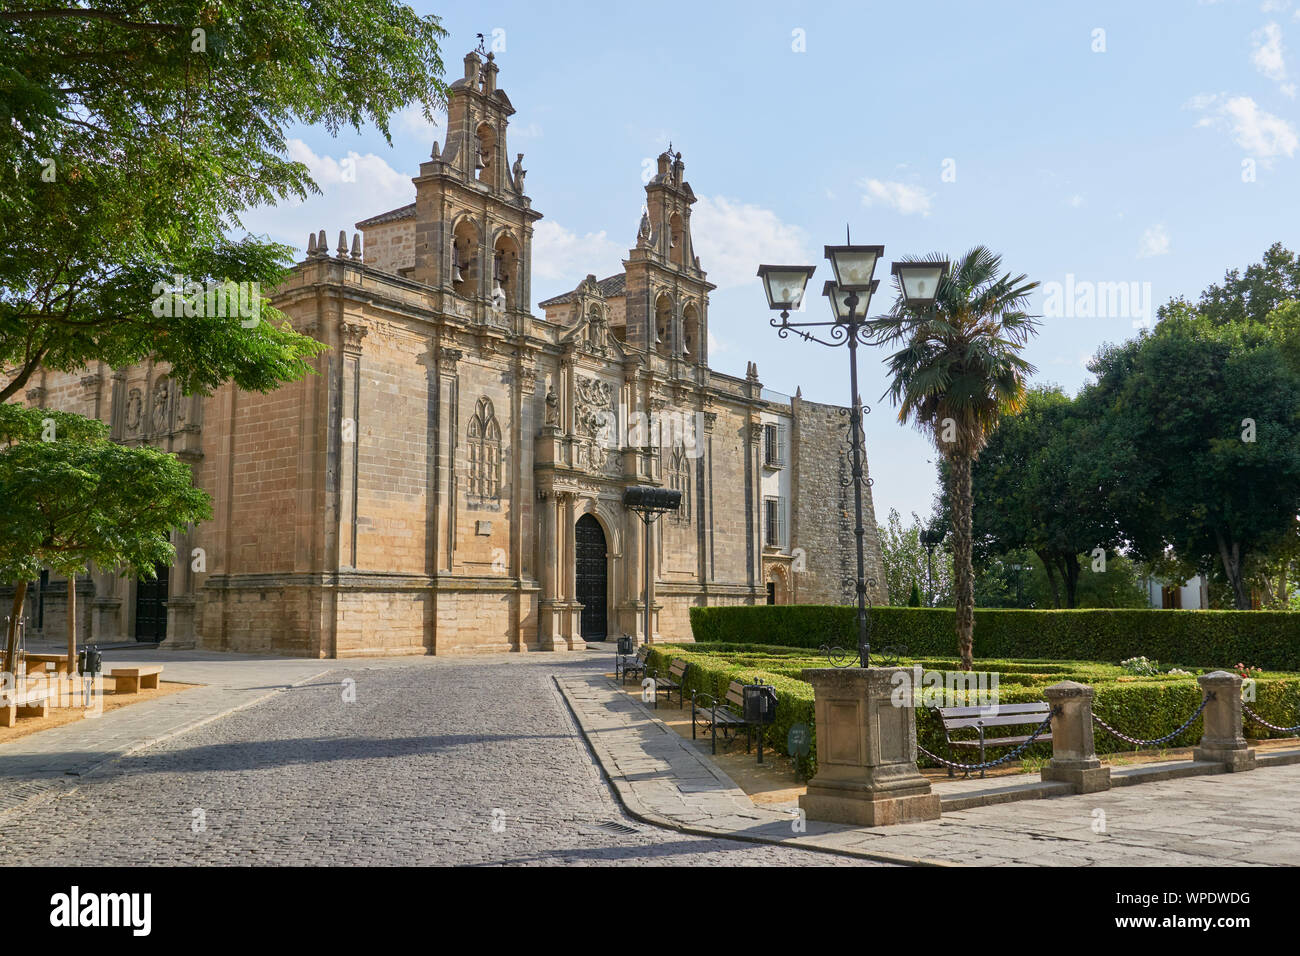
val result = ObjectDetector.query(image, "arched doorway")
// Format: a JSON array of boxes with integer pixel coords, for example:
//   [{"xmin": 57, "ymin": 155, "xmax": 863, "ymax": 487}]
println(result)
[
  {"xmin": 766, "ymin": 564, "xmax": 790, "ymax": 605},
  {"xmin": 575, "ymin": 514, "xmax": 608, "ymax": 641}
]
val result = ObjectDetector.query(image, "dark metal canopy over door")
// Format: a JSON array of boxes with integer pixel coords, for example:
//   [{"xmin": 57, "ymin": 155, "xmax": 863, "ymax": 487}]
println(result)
[
  {"xmin": 134, "ymin": 562, "xmax": 169, "ymax": 642},
  {"xmin": 575, "ymin": 514, "xmax": 608, "ymax": 642}
]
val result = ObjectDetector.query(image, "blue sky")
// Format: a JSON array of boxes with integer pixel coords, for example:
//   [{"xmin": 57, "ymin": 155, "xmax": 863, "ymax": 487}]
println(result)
[{"xmin": 244, "ymin": 0, "xmax": 1300, "ymax": 525}]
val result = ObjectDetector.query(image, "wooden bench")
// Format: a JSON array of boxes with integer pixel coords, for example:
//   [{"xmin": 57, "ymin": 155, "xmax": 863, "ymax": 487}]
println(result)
[
  {"xmin": 0, "ymin": 685, "xmax": 51, "ymax": 727},
  {"xmin": 932, "ymin": 701, "xmax": 1053, "ymax": 779},
  {"xmin": 692, "ymin": 680, "xmax": 777, "ymax": 759},
  {"xmin": 110, "ymin": 665, "xmax": 163, "ymax": 694},
  {"xmin": 616, "ymin": 645, "xmax": 651, "ymax": 685},
  {"xmin": 24, "ymin": 654, "xmax": 71, "ymax": 676},
  {"xmin": 646, "ymin": 657, "xmax": 688, "ymax": 709}
]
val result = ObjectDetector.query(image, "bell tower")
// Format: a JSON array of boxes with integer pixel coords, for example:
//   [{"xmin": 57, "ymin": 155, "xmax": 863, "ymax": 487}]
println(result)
[
  {"xmin": 411, "ymin": 46, "xmax": 542, "ymax": 319},
  {"xmin": 624, "ymin": 146, "xmax": 714, "ymax": 365}
]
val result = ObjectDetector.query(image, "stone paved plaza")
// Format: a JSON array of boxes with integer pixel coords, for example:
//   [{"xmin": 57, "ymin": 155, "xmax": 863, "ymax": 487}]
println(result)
[
  {"xmin": 0, "ymin": 653, "xmax": 870, "ymax": 866},
  {"xmin": 0, "ymin": 650, "xmax": 1296, "ymax": 866}
]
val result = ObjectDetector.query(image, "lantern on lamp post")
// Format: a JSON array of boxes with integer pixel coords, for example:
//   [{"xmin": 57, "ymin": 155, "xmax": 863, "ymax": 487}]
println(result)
[{"xmin": 756, "ymin": 238, "xmax": 885, "ymax": 667}]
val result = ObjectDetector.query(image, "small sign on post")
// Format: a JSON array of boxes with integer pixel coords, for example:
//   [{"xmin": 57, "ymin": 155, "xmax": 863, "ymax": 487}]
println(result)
[{"xmin": 787, "ymin": 722, "xmax": 811, "ymax": 780}]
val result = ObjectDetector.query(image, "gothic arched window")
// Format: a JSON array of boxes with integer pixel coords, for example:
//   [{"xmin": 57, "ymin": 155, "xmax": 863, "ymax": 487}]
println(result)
[
  {"xmin": 669, "ymin": 444, "xmax": 691, "ymax": 523},
  {"xmin": 468, "ymin": 397, "xmax": 502, "ymax": 503}
]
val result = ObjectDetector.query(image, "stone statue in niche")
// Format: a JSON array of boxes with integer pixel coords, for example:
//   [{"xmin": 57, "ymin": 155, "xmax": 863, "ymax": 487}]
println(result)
[
  {"xmin": 125, "ymin": 388, "xmax": 143, "ymax": 434},
  {"xmin": 152, "ymin": 380, "xmax": 170, "ymax": 434},
  {"xmin": 545, "ymin": 385, "xmax": 560, "ymax": 426},
  {"xmin": 512, "ymin": 153, "xmax": 526, "ymax": 191},
  {"xmin": 587, "ymin": 310, "xmax": 607, "ymax": 351}
]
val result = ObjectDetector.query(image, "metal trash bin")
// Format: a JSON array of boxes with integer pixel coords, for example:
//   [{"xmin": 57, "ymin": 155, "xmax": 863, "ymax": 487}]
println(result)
[
  {"xmin": 77, "ymin": 644, "xmax": 102, "ymax": 677},
  {"xmin": 742, "ymin": 684, "xmax": 778, "ymax": 763},
  {"xmin": 617, "ymin": 635, "xmax": 634, "ymax": 656}
]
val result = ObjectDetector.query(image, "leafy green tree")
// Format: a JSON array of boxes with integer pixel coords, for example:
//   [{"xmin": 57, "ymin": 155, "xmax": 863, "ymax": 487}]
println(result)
[
  {"xmin": 1085, "ymin": 318, "xmax": 1300, "ymax": 609},
  {"xmin": 972, "ymin": 548, "xmax": 1038, "ymax": 608},
  {"xmin": 937, "ymin": 386, "xmax": 1120, "ymax": 607},
  {"xmin": 0, "ymin": 1, "xmax": 448, "ymax": 400},
  {"xmin": 0, "ymin": 404, "xmax": 211, "ymax": 672},
  {"xmin": 878, "ymin": 507, "xmax": 953, "ymax": 607},
  {"xmin": 1192, "ymin": 243, "xmax": 1300, "ymax": 326},
  {"xmin": 868, "ymin": 247, "xmax": 1040, "ymax": 668},
  {"xmin": 906, "ymin": 581, "xmax": 922, "ymax": 607}
]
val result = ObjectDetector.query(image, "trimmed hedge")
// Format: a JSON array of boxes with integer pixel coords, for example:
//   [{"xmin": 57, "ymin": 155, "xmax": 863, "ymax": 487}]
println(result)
[
  {"xmin": 689, "ymin": 605, "xmax": 1300, "ymax": 671},
  {"xmin": 648, "ymin": 642, "xmax": 1300, "ymax": 777}
]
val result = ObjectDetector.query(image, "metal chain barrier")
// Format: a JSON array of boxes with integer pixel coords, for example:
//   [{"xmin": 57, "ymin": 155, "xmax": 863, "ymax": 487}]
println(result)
[
  {"xmin": 916, "ymin": 712, "xmax": 1055, "ymax": 773},
  {"xmin": 1092, "ymin": 694, "xmax": 1213, "ymax": 748},
  {"xmin": 1242, "ymin": 702, "xmax": 1300, "ymax": 734}
]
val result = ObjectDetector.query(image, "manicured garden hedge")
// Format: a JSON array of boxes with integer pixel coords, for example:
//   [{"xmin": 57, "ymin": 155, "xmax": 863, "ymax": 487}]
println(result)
[
  {"xmin": 647, "ymin": 642, "xmax": 1300, "ymax": 777},
  {"xmin": 689, "ymin": 605, "xmax": 1300, "ymax": 671}
]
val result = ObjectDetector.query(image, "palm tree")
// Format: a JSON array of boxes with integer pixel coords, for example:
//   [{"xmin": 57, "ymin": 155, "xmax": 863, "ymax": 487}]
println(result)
[{"xmin": 866, "ymin": 246, "xmax": 1039, "ymax": 670}]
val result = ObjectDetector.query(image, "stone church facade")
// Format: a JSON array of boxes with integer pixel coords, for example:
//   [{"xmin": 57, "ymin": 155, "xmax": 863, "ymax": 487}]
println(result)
[{"xmin": 4, "ymin": 49, "xmax": 887, "ymax": 657}]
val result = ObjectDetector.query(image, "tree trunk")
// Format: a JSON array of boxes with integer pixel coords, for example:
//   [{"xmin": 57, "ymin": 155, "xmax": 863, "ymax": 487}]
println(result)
[
  {"xmin": 1214, "ymin": 530, "xmax": 1250, "ymax": 610},
  {"xmin": 1036, "ymin": 550, "xmax": 1061, "ymax": 608},
  {"xmin": 4, "ymin": 580, "xmax": 28, "ymax": 676},
  {"xmin": 67, "ymin": 574, "xmax": 77, "ymax": 670},
  {"xmin": 1061, "ymin": 554, "xmax": 1081, "ymax": 609},
  {"xmin": 950, "ymin": 454, "xmax": 975, "ymax": 670}
]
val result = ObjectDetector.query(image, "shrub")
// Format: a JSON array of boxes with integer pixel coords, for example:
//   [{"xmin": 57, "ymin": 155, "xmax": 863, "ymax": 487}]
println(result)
[
  {"xmin": 688, "ymin": 605, "xmax": 1300, "ymax": 671},
  {"xmin": 647, "ymin": 642, "xmax": 1300, "ymax": 776}
]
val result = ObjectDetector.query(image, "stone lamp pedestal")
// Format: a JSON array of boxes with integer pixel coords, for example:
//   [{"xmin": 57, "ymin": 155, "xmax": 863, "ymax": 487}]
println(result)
[
  {"xmin": 798, "ymin": 667, "xmax": 940, "ymax": 827},
  {"xmin": 1193, "ymin": 671, "xmax": 1256, "ymax": 772},
  {"xmin": 1040, "ymin": 681, "xmax": 1110, "ymax": 793}
]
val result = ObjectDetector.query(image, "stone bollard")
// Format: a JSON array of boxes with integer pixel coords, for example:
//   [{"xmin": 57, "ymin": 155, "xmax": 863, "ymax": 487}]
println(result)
[
  {"xmin": 1040, "ymin": 681, "xmax": 1110, "ymax": 794},
  {"xmin": 1193, "ymin": 671, "xmax": 1256, "ymax": 772},
  {"xmin": 797, "ymin": 667, "xmax": 940, "ymax": 827}
]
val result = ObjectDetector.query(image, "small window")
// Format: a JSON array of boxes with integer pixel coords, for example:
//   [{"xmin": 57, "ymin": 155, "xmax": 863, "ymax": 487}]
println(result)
[
  {"xmin": 763, "ymin": 496, "xmax": 785, "ymax": 548},
  {"xmin": 763, "ymin": 423, "xmax": 786, "ymax": 466}
]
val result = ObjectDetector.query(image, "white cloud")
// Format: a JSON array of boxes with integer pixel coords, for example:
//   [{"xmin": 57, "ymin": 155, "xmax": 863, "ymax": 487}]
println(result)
[
  {"xmin": 1138, "ymin": 224, "xmax": 1171, "ymax": 258},
  {"xmin": 1187, "ymin": 93, "xmax": 1299, "ymax": 157},
  {"xmin": 239, "ymin": 140, "xmax": 414, "ymax": 254},
  {"xmin": 690, "ymin": 196, "xmax": 814, "ymax": 290},
  {"xmin": 530, "ymin": 220, "xmax": 624, "ymax": 284},
  {"xmin": 1066, "ymin": 194, "xmax": 1085, "ymax": 208},
  {"xmin": 858, "ymin": 178, "xmax": 934, "ymax": 216},
  {"xmin": 1252, "ymin": 22, "xmax": 1292, "ymax": 93}
]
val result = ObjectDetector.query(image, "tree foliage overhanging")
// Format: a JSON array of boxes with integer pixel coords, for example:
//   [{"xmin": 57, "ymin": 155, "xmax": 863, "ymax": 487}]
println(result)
[{"xmin": 0, "ymin": 1, "xmax": 449, "ymax": 401}]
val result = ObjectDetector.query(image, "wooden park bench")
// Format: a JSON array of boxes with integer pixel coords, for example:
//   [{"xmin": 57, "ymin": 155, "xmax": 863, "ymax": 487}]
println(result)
[
  {"xmin": 24, "ymin": 654, "xmax": 71, "ymax": 676},
  {"xmin": 109, "ymin": 665, "xmax": 164, "ymax": 694},
  {"xmin": 616, "ymin": 645, "xmax": 651, "ymax": 685},
  {"xmin": 691, "ymin": 680, "xmax": 777, "ymax": 758},
  {"xmin": 932, "ymin": 701, "xmax": 1053, "ymax": 779},
  {"xmin": 646, "ymin": 657, "xmax": 688, "ymax": 709},
  {"xmin": 0, "ymin": 685, "xmax": 50, "ymax": 727}
]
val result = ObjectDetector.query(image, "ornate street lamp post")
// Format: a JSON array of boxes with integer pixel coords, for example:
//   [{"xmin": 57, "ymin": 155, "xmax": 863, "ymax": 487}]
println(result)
[
  {"xmin": 757, "ymin": 242, "xmax": 948, "ymax": 668},
  {"xmin": 920, "ymin": 526, "xmax": 944, "ymax": 606},
  {"xmin": 623, "ymin": 486, "xmax": 682, "ymax": 648}
]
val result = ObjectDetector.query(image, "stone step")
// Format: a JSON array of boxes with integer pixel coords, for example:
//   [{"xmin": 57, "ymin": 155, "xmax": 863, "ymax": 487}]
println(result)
[
  {"xmin": 939, "ymin": 779, "xmax": 1072, "ymax": 812},
  {"xmin": 1256, "ymin": 748, "xmax": 1300, "ymax": 768},
  {"xmin": 1110, "ymin": 760, "xmax": 1223, "ymax": 786}
]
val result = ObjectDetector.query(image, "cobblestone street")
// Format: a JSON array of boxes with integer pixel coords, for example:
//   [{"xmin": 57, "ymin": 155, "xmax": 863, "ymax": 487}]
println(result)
[{"xmin": 0, "ymin": 654, "xmax": 874, "ymax": 866}]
